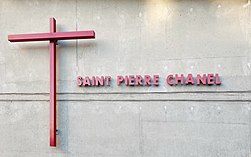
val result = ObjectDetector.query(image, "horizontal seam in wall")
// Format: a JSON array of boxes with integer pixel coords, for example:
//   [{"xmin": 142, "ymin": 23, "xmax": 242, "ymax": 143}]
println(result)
[
  {"xmin": 0, "ymin": 91, "xmax": 249, "ymax": 95},
  {"xmin": 0, "ymin": 100, "xmax": 250, "ymax": 102},
  {"xmin": 141, "ymin": 120, "xmax": 249, "ymax": 125}
]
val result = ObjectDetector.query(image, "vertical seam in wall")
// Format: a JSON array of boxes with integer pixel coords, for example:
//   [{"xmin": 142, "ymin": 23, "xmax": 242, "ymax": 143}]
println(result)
[
  {"xmin": 139, "ymin": 0, "xmax": 142, "ymax": 70},
  {"xmin": 75, "ymin": 0, "xmax": 79, "ymax": 76},
  {"xmin": 249, "ymin": 104, "xmax": 251, "ymax": 156},
  {"xmin": 139, "ymin": 104, "xmax": 143, "ymax": 157},
  {"xmin": 138, "ymin": 0, "xmax": 143, "ymax": 156}
]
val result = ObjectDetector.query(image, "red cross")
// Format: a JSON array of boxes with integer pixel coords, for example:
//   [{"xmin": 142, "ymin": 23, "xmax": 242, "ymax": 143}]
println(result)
[{"xmin": 8, "ymin": 18, "xmax": 95, "ymax": 147}]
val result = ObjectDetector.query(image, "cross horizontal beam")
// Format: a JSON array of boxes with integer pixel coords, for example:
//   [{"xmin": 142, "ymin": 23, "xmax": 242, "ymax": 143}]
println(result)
[{"xmin": 8, "ymin": 31, "xmax": 95, "ymax": 42}]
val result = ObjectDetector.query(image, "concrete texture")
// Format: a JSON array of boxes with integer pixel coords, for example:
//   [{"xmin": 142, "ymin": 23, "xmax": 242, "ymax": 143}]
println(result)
[{"xmin": 0, "ymin": 0, "xmax": 250, "ymax": 156}]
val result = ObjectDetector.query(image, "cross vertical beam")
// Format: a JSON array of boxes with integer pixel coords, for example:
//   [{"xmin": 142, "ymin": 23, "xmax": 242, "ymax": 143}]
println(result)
[{"xmin": 50, "ymin": 18, "xmax": 57, "ymax": 147}]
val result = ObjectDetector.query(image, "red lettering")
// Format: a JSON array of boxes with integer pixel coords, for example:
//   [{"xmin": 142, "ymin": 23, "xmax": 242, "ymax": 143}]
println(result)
[
  {"xmin": 175, "ymin": 74, "xmax": 184, "ymax": 85},
  {"xmin": 197, "ymin": 74, "xmax": 206, "ymax": 85},
  {"xmin": 77, "ymin": 76, "xmax": 83, "ymax": 86},
  {"xmin": 166, "ymin": 75, "xmax": 174, "ymax": 86},
  {"xmin": 117, "ymin": 76, "xmax": 124, "ymax": 86},
  {"xmin": 215, "ymin": 73, "xmax": 221, "ymax": 85},
  {"xmin": 95, "ymin": 76, "xmax": 104, "ymax": 86},
  {"xmin": 91, "ymin": 76, "xmax": 96, "ymax": 86},
  {"xmin": 144, "ymin": 75, "xmax": 151, "ymax": 86},
  {"xmin": 153, "ymin": 75, "xmax": 159, "ymax": 86},
  {"xmin": 125, "ymin": 76, "xmax": 129, "ymax": 86},
  {"xmin": 105, "ymin": 76, "xmax": 111, "ymax": 86},
  {"xmin": 129, "ymin": 75, "xmax": 135, "ymax": 86},
  {"xmin": 207, "ymin": 74, "xmax": 214, "ymax": 85},
  {"xmin": 83, "ymin": 76, "xmax": 91, "ymax": 86},
  {"xmin": 135, "ymin": 75, "xmax": 143, "ymax": 86},
  {"xmin": 185, "ymin": 74, "xmax": 195, "ymax": 85}
]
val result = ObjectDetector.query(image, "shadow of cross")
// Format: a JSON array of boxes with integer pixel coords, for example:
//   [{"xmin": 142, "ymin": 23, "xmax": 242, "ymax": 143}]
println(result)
[{"xmin": 8, "ymin": 18, "xmax": 95, "ymax": 147}]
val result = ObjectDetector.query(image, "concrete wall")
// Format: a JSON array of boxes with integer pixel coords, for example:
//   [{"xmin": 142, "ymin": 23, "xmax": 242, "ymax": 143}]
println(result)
[{"xmin": 0, "ymin": 0, "xmax": 250, "ymax": 156}]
